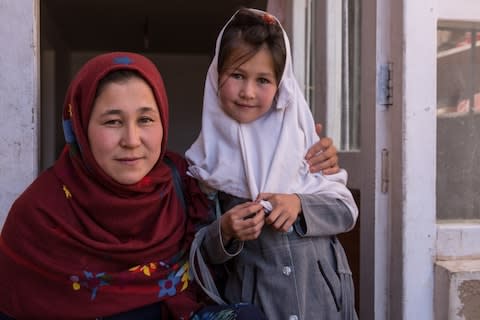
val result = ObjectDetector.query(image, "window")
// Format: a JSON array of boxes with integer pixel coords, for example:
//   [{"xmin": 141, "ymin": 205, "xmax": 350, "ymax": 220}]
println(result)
[
  {"xmin": 437, "ymin": 20, "xmax": 480, "ymax": 220},
  {"xmin": 307, "ymin": 0, "xmax": 361, "ymax": 151}
]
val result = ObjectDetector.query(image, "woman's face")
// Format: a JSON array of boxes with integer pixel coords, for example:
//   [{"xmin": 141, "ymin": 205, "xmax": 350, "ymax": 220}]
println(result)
[
  {"xmin": 88, "ymin": 77, "xmax": 163, "ymax": 185},
  {"xmin": 218, "ymin": 45, "xmax": 278, "ymax": 124}
]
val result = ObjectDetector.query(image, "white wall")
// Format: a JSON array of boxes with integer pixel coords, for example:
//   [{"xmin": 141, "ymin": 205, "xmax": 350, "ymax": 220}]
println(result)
[{"xmin": 0, "ymin": 0, "xmax": 39, "ymax": 225}]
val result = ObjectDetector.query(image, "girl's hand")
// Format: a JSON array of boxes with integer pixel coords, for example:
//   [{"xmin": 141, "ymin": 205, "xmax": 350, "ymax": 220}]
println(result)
[
  {"xmin": 220, "ymin": 202, "xmax": 265, "ymax": 242},
  {"xmin": 257, "ymin": 193, "xmax": 301, "ymax": 232},
  {"xmin": 305, "ymin": 124, "xmax": 339, "ymax": 175}
]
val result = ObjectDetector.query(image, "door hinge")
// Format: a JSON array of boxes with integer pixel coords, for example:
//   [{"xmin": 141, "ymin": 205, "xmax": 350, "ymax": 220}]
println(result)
[
  {"xmin": 378, "ymin": 62, "xmax": 393, "ymax": 107},
  {"xmin": 381, "ymin": 148, "xmax": 389, "ymax": 193}
]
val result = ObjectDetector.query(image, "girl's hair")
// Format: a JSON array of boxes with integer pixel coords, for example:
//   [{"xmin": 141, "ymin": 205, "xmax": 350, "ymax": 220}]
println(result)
[
  {"xmin": 218, "ymin": 9, "xmax": 286, "ymax": 85},
  {"xmin": 95, "ymin": 69, "xmax": 146, "ymax": 98}
]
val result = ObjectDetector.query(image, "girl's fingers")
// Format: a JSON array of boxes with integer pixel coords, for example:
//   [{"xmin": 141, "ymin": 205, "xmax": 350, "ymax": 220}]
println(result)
[
  {"xmin": 229, "ymin": 202, "xmax": 263, "ymax": 219},
  {"xmin": 236, "ymin": 212, "xmax": 264, "ymax": 240}
]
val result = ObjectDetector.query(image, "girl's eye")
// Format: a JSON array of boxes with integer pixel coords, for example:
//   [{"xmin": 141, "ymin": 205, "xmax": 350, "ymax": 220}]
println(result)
[
  {"xmin": 257, "ymin": 78, "xmax": 274, "ymax": 84},
  {"xmin": 258, "ymin": 78, "xmax": 271, "ymax": 85},
  {"xmin": 231, "ymin": 73, "xmax": 243, "ymax": 80}
]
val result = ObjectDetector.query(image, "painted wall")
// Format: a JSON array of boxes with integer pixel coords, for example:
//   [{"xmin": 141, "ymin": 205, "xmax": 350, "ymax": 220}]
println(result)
[{"xmin": 0, "ymin": 1, "xmax": 39, "ymax": 224}]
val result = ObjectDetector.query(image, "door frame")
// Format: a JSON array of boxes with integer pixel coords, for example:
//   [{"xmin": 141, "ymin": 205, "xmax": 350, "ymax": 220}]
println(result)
[
  {"xmin": 358, "ymin": 0, "xmax": 437, "ymax": 319},
  {"xmin": 366, "ymin": 0, "xmax": 437, "ymax": 319}
]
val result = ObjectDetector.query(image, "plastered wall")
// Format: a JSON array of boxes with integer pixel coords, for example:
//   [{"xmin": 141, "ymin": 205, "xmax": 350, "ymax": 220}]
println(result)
[{"xmin": 0, "ymin": 1, "xmax": 39, "ymax": 225}]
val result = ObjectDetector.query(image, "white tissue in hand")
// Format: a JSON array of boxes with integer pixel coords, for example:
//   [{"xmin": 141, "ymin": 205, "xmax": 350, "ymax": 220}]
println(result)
[{"xmin": 259, "ymin": 200, "xmax": 272, "ymax": 213}]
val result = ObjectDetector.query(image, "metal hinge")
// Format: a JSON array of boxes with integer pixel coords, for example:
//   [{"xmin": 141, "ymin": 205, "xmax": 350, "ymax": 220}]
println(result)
[
  {"xmin": 381, "ymin": 148, "xmax": 389, "ymax": 193},
  {"xmin": 378, "ymin": 62, "xmax": 393, "ymax": 107}
]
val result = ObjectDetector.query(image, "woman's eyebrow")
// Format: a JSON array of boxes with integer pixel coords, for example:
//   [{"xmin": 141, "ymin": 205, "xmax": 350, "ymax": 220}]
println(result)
[
  {"xmin": 99, "ymin": 106, "xmax": 157, "ymax": 116},
  {"xmin": 99, "ymin": 109, "xmax": 122, "ymax": 116},
  {"xmin": 138, "ymin": 106, "xmax": 158, "ymax": 113}
]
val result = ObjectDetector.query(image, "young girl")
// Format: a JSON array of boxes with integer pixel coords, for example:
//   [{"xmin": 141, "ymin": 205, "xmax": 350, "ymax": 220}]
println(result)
[{"xmin": 187, "ymin": 8, "xmax": 359, "ymax": 320}]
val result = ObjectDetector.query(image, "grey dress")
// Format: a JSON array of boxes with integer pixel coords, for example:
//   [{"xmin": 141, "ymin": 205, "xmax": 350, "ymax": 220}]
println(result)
[{"xmin": 191, "ymin": 192, "xmax": 358, "ymax": 320}]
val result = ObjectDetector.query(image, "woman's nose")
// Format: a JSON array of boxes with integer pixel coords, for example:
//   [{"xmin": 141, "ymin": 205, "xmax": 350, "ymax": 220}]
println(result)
[{"xmin": 121, "ymin": 123, "xmax": 141, "ymax": 147}]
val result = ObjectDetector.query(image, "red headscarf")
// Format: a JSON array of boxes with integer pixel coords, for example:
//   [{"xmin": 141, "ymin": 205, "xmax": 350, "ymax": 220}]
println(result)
[{"xmin": 0, "ymin": 52, "xmax": 209, "ymax": 319}]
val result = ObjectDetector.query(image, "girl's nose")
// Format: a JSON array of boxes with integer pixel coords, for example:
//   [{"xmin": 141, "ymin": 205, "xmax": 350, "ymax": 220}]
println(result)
[{"xmin": 240, "ymin": 81, "xmax": 255, "ymax": 99}]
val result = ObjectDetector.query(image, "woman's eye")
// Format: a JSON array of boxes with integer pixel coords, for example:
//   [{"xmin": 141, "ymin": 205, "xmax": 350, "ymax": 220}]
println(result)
[
  {"xmin": 231, "ymin": 73, "xmax": 243, "ymax": 80},
  {"xmin": 138, "ymin": 117, "xmax": 154, "ymax": 124},
  {"xmin": 103, "ymin": 119, "xmax": 122, "ymax": 126}
]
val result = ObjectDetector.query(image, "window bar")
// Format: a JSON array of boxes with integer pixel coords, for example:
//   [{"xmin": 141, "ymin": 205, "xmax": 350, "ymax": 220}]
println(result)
[
  {"xmin": 305, "ymin": 0, "xmax": 314, "ymax": 107},
  {"xmin": 470, "ymin": 29, "xmax": 477, "ymax": 113},
  {"xmin": 341, "ymin": 0, "xmax": 350, "ymax": 149}
]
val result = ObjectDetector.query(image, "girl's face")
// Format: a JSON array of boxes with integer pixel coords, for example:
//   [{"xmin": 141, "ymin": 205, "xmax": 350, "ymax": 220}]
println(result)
[
  {"xmin": 88, "ymin": 77, "xmax": 163, "ymax": 185},
  {"xmin": 218, "ymin": 45, "xmax": 278, "ymax": 123}
]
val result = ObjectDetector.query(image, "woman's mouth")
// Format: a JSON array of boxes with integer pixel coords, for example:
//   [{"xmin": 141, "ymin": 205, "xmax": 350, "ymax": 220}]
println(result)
[{"xmin": 117, "ymin": 157, "xmax": 142, "ymax": 165}]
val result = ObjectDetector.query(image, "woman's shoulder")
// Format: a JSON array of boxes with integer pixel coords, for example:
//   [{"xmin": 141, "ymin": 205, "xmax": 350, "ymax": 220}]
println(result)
[{"xmin": 163, "ymin": 150, "xmax": 188, "ymax": 175}]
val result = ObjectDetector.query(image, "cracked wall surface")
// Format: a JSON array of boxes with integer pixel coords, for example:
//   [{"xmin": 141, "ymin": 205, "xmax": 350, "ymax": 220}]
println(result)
[{"xmin": 435, "ymin": 260, "xmax": 480, "ymax": 320}]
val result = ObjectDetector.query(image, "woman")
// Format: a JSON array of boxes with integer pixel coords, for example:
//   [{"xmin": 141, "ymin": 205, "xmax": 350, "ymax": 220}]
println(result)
[{"xmin": 0, "ymin": 52, "xmax": 209, "ymax": 319}]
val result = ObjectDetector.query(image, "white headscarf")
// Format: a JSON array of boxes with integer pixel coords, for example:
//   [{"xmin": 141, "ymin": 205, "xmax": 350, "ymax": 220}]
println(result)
[{"xmin": 185, "ymin": 8, "xmax": 357, "ymax": 218}]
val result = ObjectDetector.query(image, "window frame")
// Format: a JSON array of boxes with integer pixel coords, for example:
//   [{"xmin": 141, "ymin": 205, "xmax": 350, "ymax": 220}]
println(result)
[{"xmin": 436, "ymin": 0, "xmax": 480, "ymax": 260}]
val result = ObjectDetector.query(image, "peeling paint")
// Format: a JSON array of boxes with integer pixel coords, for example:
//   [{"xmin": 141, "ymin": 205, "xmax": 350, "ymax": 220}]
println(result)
[{"xmin": 457, "ymin": 280, "xmax": 480, "ymax": 319}]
